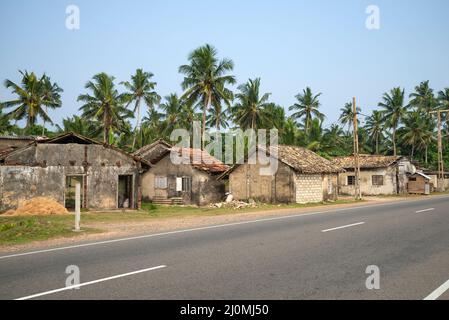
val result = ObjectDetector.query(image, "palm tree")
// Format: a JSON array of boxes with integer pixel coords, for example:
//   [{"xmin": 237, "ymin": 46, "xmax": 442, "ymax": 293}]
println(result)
[
  {"xmin": 179, "ymin": 44, "xmax": 235, "ymax": 148},
  {"xmin": 40, "ymin": 75, "xmax": 63, "ymax": 135},
  {"xmin": 400, "ymin": 111, "xmax": 429, "ymax": 159},
  {"xmin": 281, "ymin": 118, "xmax": 299, "ymax": 146},
  {"xmin": 206, "ymin": 82, "xmax": 233, "ymax": 130},
  {"xmin": 378, "ymin": 87, "xmax": 408, "ymax": 156},
  {"xmin": 141, "ymin": 105, "xmax": 165, "ymax": 141},
  {"xmin": 121, "ymin": 69, "xmax": 161, "ymax": 151},
  {"xmin": 289, "ymin": 87, "xmax": 324, "ymax": 134},
  {"xmin": 438, "ymin": 88, "xmax": 449, "ymax": 109},
  {"xmin": 0, "ymin": 106, "xmax": 18, "ymax": 135},
  {"xmin": 409, "ymin": 80, "xmax": 436, "ymax": 113},
  {"xmin": 207, "ymin": 105, "xmax": 229, "ymax": 130},
  {"xmin": 339, "ymin": 101, "xmax": 361, "ymax": 133},
  {"xmin": 263, "ymin": 103, "xmax": 285, "ymax": 130},
  {"xmin": 2, "ymin": 71, "xmax": 62, "ymax": 133},
  {"xmin": 305, "ymin": 118, "xmax": 324, "ymax": 152},
  {"xmin": 78, "ymin": 73, "xmax": 132, "ymax": 144},
  {"xmin": 323, "ymin": 124, "xmax": 346, "ymax": 155},
  {"xmin": 232, "ymin": 78, "xmax": 272, "ymax": 130},
  {"xmin": 160, "ymin": 93, "xmax": 184, "ymax": 136},
  {"xmin": 365, "ymin": 110, "xmax": 385, "ymax": 154},
  {"xmin": 58, "ymin": 115, "xmax": 101, "ymax": 138}
]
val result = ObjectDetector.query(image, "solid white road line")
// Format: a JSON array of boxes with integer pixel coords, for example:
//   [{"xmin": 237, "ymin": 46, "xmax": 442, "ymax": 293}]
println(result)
[
  {"xmin": 321, "ymin": 222, "xmax": 365, "ymax": 233},
  {"xmin": 424, "ymin": 279, "xmax": 449, "ymax": 300},
  {"xmin": 415, "ymin": 208, "xmax": 435, "ymax": 213},
  {"xmin": 1, "ymin": 195, "xmax": 448, "ymax": 260},
  {"xmin": 15, "ymin": 265, "xmax": 167, "ymax": 300}
]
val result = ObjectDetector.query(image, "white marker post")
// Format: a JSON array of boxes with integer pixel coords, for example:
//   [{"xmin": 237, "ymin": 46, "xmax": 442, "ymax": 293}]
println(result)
[{"xmin": 74, "ymin": 182, "xmax": 81, "ymax": 232}]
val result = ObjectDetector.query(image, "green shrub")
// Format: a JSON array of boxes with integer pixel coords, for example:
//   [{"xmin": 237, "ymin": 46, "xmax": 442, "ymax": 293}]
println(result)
[{"xmin": 0, "ymin": 223, "xmax": 16, "ymax": 232}]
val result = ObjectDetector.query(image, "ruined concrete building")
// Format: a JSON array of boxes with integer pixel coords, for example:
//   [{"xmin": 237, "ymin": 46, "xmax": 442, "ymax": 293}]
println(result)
[
  {"xmin": 220, "ymin": 145, "xmax": 344, "ymax": 204},
  {"xmin": 134, "ymin": 140, "xmax": 229, "ymax": 206},
  {"xmin": 0, "ymin": 132, "xmax": 151, "ymax": 211}
]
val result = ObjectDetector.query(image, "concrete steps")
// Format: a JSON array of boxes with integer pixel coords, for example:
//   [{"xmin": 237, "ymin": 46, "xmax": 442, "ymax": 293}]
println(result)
[{"xmin": 153, "ymin": 196, "xmax": 183, "ymax": 205}]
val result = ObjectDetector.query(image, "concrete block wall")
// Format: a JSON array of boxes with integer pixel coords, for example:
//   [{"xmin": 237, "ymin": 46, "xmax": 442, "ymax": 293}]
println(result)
[{"xmin": 295, "ymin": 174, "xmax": 323, "ymax": 204}]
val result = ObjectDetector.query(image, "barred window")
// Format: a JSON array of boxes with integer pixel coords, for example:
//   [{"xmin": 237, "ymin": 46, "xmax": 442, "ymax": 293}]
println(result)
[
  {"xmin": 372, "ymin": 175, "xmax": 384, "ymax": 186},
  {"xmin": 155, "ymin": 176, "xmax": 167, "ymax": 189},
  {"xmin": 182, "ymin": 177, "xmax": 191, "ymax": 192},
  {"xmin": 176, "ymin": 176, "xmax": 191, "ymax": 192},
  {"xmin": 347, "ymin": 176, "xmax": 356, "ymax": 186}
]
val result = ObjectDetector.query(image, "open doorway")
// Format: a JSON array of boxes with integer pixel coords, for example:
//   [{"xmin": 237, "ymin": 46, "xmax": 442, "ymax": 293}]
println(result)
[
  {"xmin": 65, "ymin": 175, "xmax": 84, "ymax": 209},
  {"xmin": 118, "ymin": 175, "xmax": 133, "ymax": 209}
]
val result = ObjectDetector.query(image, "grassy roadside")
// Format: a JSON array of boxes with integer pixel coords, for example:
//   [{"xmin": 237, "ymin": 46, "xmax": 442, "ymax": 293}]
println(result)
[
  {"xmin": 1, "ymin": 199, "xmax": 359, "ymax": 246},
  {"xmin": 366, "ymin": 190, "xmax": 449, "ymax": 199}
]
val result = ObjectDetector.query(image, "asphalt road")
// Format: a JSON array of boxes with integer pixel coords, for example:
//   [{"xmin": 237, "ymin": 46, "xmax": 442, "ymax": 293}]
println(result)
[{"xmin": 1, "ymin": 196, "xmax": 449, "ymax": 300}]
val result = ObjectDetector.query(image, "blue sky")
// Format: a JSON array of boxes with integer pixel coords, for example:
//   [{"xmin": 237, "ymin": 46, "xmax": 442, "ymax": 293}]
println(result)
[{"xmin": 1, "ymin": 0, "xmax": 448, "ymax": 129}]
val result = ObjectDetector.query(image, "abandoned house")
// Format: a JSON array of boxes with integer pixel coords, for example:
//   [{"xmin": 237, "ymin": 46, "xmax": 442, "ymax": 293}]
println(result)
[
  {"xmin": 330, "ymin": 155, "xmax": 416, "ymax": 196},
  {"xmin": 407, "ymin": 172, "xmax": 432, "ymax": 195},
  {"xmin": 0, "ymin": 132, "xmax": 151, "ymax": 211},
  {"xmin": 220, "ymin": 145, "xmax": 344, "ymax": 204},
  {"xmin": 135, "ymin": 140, "xmax": 229, "ymax": 206}
]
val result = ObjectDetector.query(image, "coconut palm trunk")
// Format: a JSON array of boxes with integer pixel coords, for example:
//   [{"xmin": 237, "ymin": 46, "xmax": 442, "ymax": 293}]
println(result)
[
  {"xmin": 392, "ymin": 127, "xmax": 397, "ymax": 156},
  {"xmin": 202, "ymin": 93, "xmax": 212, "ymax": 149},
  {"xmin": 103, "ymin": 108, "xmax": 110, "ymax": 144},
  {"xmin": 375, "ymin": 133, "xmax": 379, "ymax": 154},
  {"xmin": 42, "ymin": 106, "xmax": 47, "ymax": 136},
  {"xmin": 132, "ymin": 100, "xmax": 141, "ymax": 151}
]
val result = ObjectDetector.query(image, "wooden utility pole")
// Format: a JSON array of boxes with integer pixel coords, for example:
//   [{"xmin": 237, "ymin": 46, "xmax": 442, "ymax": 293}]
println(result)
[
  {"xmin": 430, "ymin": 109, "xmax": 449, "ymax": 191},
  {"xmin": 353, "ymin": 97, "xmax": 362, "ymax": 200}
]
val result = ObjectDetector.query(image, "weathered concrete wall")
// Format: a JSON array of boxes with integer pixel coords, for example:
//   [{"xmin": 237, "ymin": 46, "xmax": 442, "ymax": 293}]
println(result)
[
  {"xmin": 0, "ymin": 137, "xmax": 34, "ymax": 150},
  {"xmin": 141, "ymin": 155, "xmax": 225, "ymax": 206},
  {"xmin": 1, "ymin": 143, "xmax": 141, "ymax": 211},
  {"xmin": 338, "ymin": 167, "xmax": 397, "ymax": 196},
  {"xmin": 0, "ymin": 166, "xmax": 64, "ymax": 210},
  {"xmin": 322, "ymin": 174, "xmax": 338, "ymax": 201},
  {"xmin": 229, "ymin": 160, "xmax": 295, "ymax": 203}
]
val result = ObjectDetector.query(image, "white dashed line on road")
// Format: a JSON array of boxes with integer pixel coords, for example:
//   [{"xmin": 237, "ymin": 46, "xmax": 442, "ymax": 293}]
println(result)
[
  {"xmin": 321, "ymin": 222, "xmax": 365, "ymax": 233},
  {"xmin": 15, "ymin": 265, "xmax": 167, "ymax": 300},
  {"xmin": 415, "ymin": 208, "xmax": 435, "ymax": 213},
  {"xmin": 424, "ymin": 279, "xmax": 449, "ymax": 300}
]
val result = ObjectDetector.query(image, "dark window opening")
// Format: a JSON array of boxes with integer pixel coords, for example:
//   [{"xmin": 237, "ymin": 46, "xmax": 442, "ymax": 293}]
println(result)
[
  {"xmin": 372, "ymin": 175, "xmax": 384, "ymax": 186},
  {"xmin": 118, "ymin": 175, "xmax": 133, "ymax": 209},
  {"xmin": 347, "ymin": 176, "xmax": 356, "ymax": 186},
  {"xmin": 65, "ymin": 175, "xmax": 84, "ymax": 209},
  {"xmin": 182, "ymin": 177, "xmax": 191, "ymax": 192}
]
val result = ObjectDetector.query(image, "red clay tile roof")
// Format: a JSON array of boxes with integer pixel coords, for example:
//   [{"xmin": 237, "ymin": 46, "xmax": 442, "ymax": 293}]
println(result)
[{"xmin": 171, "ymin": 147, "xmax": 229, "ymax": 174}]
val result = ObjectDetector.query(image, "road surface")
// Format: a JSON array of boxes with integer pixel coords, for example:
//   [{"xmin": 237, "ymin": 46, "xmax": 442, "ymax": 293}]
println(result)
[{"xmin": 1, "ymin": 196, "xmax": 449, "ymax": 300}]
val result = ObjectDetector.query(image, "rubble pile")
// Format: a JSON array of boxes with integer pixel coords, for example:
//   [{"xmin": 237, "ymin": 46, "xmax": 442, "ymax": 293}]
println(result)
[{"xmin": 209, "ymin": 198, "xmax": 259, "ymax": 210}]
